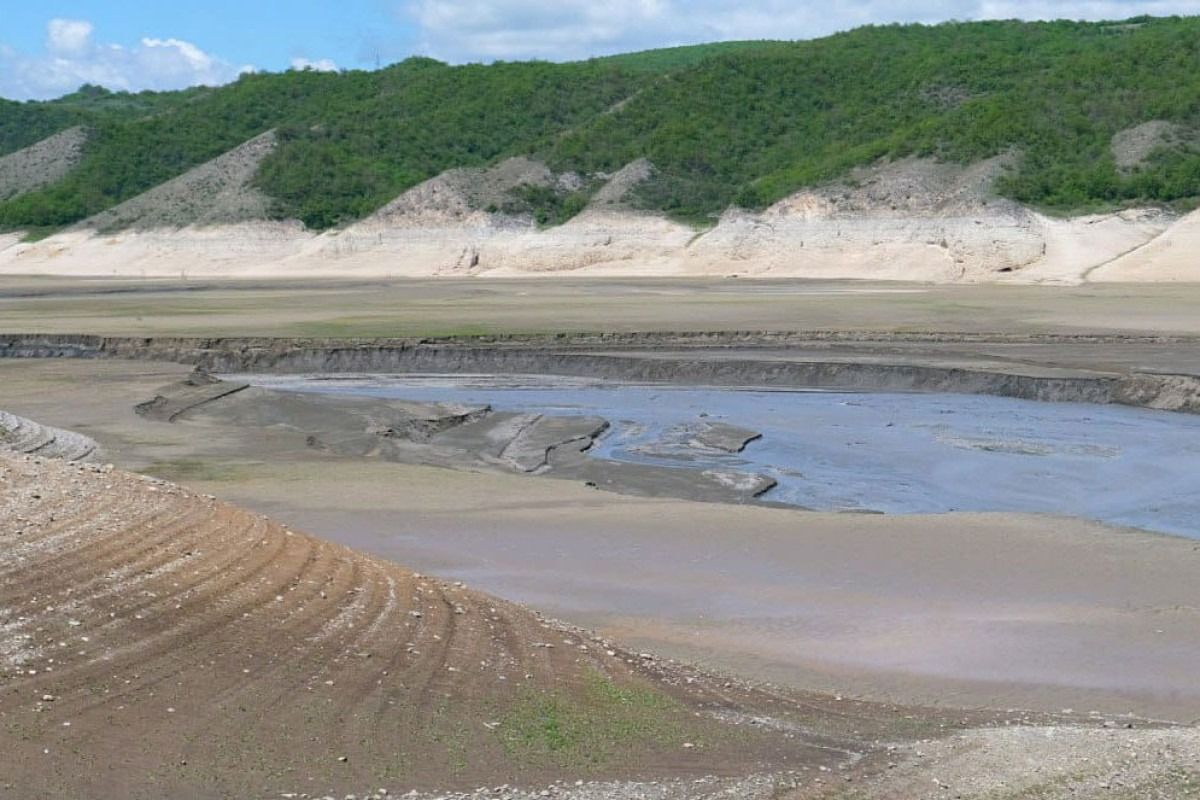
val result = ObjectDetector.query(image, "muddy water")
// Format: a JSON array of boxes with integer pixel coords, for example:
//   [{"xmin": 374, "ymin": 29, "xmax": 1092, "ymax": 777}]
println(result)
[{"xmin": 241, "ymin": 373, "xmax": 1200, "ymax": 538}]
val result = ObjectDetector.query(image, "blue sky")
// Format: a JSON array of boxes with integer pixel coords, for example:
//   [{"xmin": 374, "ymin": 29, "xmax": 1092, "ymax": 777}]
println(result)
[{"xmin": 3, "ymin": 1, "xmax": 1199, "ymax": 100}]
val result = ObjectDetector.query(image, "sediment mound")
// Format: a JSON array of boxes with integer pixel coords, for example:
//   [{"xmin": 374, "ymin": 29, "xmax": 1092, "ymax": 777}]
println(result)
[
  {"xmin": 0, "ymin": 410, "xmax": 99, "ymax": 461},
  {"xmin": 0, "ymin": 127, "xmax": 87, "ymax": 203},
  {"xmin": 138, "ymin": 373, "xmax": 777, "ymax": 502},
  {"xmin": 0, "ymin": 450, "xmax": 837, "ymax": 797}
]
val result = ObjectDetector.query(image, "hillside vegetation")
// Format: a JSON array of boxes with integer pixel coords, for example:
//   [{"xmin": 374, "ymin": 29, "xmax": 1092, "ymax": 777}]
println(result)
[{"xmin": 1, "ymin": 17, "xmax": 1199, "ymax": 232}]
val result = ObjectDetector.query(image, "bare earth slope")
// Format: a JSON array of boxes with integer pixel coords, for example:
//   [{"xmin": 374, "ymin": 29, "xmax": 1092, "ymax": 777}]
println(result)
[
  {"xmin": 307, "ymin": 156, "xmax": 692, "ymax": 277},
  {"xmin": 0, "ymin": 147, "xmax": 1189, "ymax": 281},
  {"xmin": 0, "ymin": 127, "xmax": 87, "ymax": 203},
  {"xmin": 0, "ymin": 130, "xmax": 312, "ymax": 276},
  {"xmin": 0, "ymin": 449, "xmax": 875, "ymax": 798},
  {"xmin": 1089, "ymin": 206, "xmax": 1200, "ymax": 282},
  {"xmin": 3, "ymin": 400, "xmax": 1199, "ymax": 799},
  {"xmin": 80, "ymin": 130, "xmax": 279, "ymax": 232}
]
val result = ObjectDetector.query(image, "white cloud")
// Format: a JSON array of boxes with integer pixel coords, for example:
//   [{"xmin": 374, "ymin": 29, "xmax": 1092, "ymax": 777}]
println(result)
[
  {"xmin": 0, "ymin": 18, "xmax": 250, "ymax": 100},
  {"xmin": 290, "ymin": 57, "xmax": 339, "ymax": 71},
  {"xmin": 406, "ymin": 0, "xmax": 1200, "ymax": 62},
  {"xmin": 46, "ymin": 18, "xmax": 94, "ymax": 55}
]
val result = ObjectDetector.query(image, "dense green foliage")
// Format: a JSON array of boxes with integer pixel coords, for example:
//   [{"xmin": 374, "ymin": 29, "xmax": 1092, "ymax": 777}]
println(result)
[
  {"xmin": 0, "ymin": 84, "xmax": 207, "ymax": 155},
  {"xmin": 0, "ymin": 70, "xmax": 378, "ymax": 228},
  {"xmin": 2, "ymin": 17, "xmax": 1200, "ymax": 232},
  {"xmin": 549, "ymin": 17, "xmax": 1200, "ymax": 220},
  {"xmin": 255, "ymin": 58, "xmax": 642, "ymax": 227},
  {"xmin": 590, "ymin": 41, "xmax": 783, "ymax": 73}
]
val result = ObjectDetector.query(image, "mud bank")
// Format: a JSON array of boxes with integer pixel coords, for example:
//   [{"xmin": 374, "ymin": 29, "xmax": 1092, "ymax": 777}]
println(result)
[
  {"xmin": 0, "ymin": 409, "xmax": 101, "ymax": 461},
  {"xmin": 135, "ymin": 372, "xmax": 777, "ymax": 504},
  {"xmin": 2, "ymin": 448, "xmax": 875, "ymax": 798},
  {"xmin": 7, "ymin": 358, "xmax": 1200, "ymax": 725},
  {"xmin": 3, "ymin": 332, "xmax": 1200, "ymax": 413}
]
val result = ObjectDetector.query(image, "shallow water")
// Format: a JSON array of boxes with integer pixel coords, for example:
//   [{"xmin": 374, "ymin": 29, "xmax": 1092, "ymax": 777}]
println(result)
[{"xmin": 239, "ymin": 373, "xmax": 1200, "ymax": 537}]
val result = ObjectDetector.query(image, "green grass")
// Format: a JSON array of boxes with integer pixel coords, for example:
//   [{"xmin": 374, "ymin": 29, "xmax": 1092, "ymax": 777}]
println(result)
[
  {"xmin": 143, "ymin": 458, "xmax": 256, "ymax": 483},
  {"xmin": 18, "ymin": 226, "xmax": 60, "ymax": 243},
  {"xmin": 496, "ymin": 671, "xmax": 696, "ymax": 769}
]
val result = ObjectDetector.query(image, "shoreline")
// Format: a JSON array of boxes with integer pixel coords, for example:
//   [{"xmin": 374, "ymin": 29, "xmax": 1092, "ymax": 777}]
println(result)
[
  {"xmin": 3, "ymin": 330, "xmax": 1200, "ymax": 414},
  {"xmin": 3, "ymin": 357, "xmax": 1200, "ymax": 723}
]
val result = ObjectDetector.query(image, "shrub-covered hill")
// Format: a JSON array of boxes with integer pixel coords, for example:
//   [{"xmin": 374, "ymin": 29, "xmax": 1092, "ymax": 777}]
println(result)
[{"xmin": 2, "ymin": 16, "xmax": 1199, "ymax": 233}]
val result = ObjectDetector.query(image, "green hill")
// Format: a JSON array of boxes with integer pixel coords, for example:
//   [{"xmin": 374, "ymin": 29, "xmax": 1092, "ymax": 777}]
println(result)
[{"xmin": 2, "ymin": 16, "xmax": 1199, "ymax": 233}]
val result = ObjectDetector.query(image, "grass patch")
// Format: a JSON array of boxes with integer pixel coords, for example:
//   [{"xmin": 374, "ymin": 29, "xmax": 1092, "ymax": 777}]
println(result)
[
  {"xmin": 18, "ymin": 226, "xmax": 61, "ymax": 243},
  {"xmin": 496, "ymin": 671, "xmax": 697, "ymax": 770},
  {"xmin": 142, "ymin": 458, "xmax": 254, "ymax": 483}
]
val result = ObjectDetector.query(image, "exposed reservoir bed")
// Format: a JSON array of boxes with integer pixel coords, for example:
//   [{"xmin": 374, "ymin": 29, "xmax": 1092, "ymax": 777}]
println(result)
[{"xmin": 236, "ymin": 373, "xmax": 1200, "ymax": 538}]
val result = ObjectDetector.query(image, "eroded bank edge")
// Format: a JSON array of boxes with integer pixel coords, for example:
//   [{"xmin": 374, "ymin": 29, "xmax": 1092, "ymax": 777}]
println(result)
[{"xmin": 2, "ymin": 332, "xmax": 1199, "ymax": 413}]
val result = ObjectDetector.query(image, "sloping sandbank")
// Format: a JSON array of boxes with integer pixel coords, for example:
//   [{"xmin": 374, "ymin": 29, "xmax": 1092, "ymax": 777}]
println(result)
[
  {"xmin": 0, "ymin": 447, "xmax": 874, "ymax": 799},
  {"xmin": 7, "ymin": 428, "xmax": 1200, "ymax": 800},
  {"xmin": 3, "ymin": 357, "xmax": 1200, "ymax": 724},
  {"xmin": 4, "ymin": 332, "xmax": 1199, "ymax": 413}
]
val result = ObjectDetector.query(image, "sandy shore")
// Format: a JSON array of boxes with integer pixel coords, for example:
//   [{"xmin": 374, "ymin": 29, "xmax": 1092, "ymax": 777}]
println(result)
[{"xmin": 4, "ymin": 356, "xmax": 1200, "ymax": 723}]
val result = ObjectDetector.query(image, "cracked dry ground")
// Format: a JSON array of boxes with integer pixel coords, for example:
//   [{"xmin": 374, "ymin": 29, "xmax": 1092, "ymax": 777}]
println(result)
[{"xmin": 2, "ymin": 451, "xmax": 1197, "ymax": 800}]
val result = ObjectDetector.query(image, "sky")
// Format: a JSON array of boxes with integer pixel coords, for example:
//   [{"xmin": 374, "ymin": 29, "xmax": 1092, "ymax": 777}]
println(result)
[{"xmin": 1, "ymin": 0, "xmax": 1199, "ymax": 100}]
